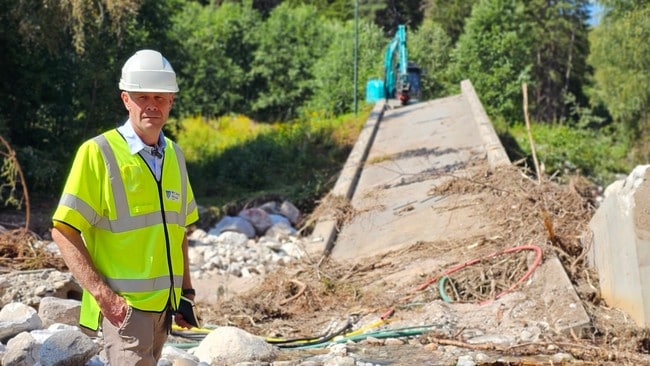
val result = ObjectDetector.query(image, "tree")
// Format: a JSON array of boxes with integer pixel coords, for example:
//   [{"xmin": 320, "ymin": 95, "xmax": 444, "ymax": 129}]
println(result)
[
  {"xmin": 283, "ymin": 0, "xmax": 355, "ymax": 21},
  {"xmin": 421, "ymin": 0, "xmax": 478, "ymax": 43},
  {"xmin": 408, "ymin": 19, "xmax": 452, "ymax": 100},
  {"xmin": 250, "ymin": 3, "xmax": 329, "ymax": 121},
  {"xmin": 358, "ymin": 0, "xmax": 390, "ymax": 29},
  {"xmin": 306, "ymin": 19, "xmax": 386, "ymax": 115},
  {"xmin": 169, "ymin": 1, "xmax": 261, "ymax": 119},
  {"xmin": 374, "ymin": 0, "xmax": 425, "ymax": 34},
  {"xmin": 448, "ymin": 0, "xmax": 591, "ymax": 124},
  {"xmin": 589, "ymin": 3, "xmax": 650, "ymax": 126},
  {"xmin": 449, "ymin": 0, "xmax": 534, "ymax": 122},
  {"xmin": 526, "ymin": 0, "xmax": 590, "ymax": 123},
  {"xmin": 588, "ymin": 2, "xmax": 650, "ymax": 161}
]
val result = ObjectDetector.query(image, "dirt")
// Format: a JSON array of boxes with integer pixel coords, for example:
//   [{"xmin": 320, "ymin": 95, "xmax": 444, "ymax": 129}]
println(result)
[
  {"xmin": 3, "ymin": 164, "xmax": 650, "ymax": 364},
  {"xmin": 193, "ymin": 165, "xmax": 650, "ymax": 365}
]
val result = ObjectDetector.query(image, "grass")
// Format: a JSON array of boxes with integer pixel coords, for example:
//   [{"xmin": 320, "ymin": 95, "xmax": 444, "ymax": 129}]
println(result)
[
  {"xmin": 172, "ymin": 106, "xmax": 373, "ymax": 224},
  {"xmin": 492, "ymin": 115, "xmax": 631, "ymax": 187}
]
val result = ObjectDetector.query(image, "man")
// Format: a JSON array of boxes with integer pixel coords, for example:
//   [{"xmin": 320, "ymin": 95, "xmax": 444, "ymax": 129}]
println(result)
[{"xmin": 51, "ymin": 49, "xmax": 199, "ymax": 365}]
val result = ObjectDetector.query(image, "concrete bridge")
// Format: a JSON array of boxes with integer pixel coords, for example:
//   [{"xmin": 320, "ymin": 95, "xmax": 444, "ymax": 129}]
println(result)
[
  {"xmin": 310, "ymin": 79, "xmax": 593, "ymax": 335},
  {"xmin": 313, "ymin": 77, "xmax": 650, "ymax": 330},
  {"xmin": 313, "ymin": 80, "xmax": 510, "ymax": 261}
]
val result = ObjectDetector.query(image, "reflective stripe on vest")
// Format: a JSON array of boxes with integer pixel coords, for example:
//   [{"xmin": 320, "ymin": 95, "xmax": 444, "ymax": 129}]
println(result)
[
  {"xmin": 56, "ymin": 135, "xmax": 190, "ymax": 233},
  {"xmin": 106, "ymin": 275, "xmax": 182, "ymax": 293}
]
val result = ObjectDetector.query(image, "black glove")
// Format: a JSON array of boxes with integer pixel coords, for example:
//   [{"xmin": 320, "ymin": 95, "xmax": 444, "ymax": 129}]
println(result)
[{"xmin": 177, "ymin": 295, "xmax": 201, "ymax": 328}]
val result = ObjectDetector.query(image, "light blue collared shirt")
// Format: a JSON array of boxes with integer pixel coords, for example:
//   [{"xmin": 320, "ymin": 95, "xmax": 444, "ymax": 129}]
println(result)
[{"xmin": 117, "ymin": 120, "xmax": 166, "ymax": 181}]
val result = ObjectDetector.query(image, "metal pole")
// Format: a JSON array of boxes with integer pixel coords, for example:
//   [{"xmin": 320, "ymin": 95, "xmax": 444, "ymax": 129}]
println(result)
[{"xmin": 353, "ymin": 0, "xmax": 359, "ymax": 115}]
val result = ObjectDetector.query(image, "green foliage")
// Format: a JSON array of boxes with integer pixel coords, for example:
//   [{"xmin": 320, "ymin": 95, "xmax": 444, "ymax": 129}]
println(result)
[
  {"xmin": 509, "ymin": 122, "xmax": 630, "ymax": 185},
  {"xmin": 0, "ymin": 156, "xmax": 21, "ymax": 209},
  {"xmin": 374, "ymin": 0, "xmax": 425, "ymax": 33},
  {"xmin": 0, "ymin": 0, "xmax": 143, "ymax": 55},
  {"xmin": 357, "ymin": 0, "xmax": 389, "ymax": 27},
  {"xmin": 178, "ymin": 110, "xmax": 368, "ymax": 211},
  {"xmin": 250, "ymin": 3, "xmax": 329, "ymax": 121},
  {"xmin": 169, "ymin": 2, "xmax": 261, "ymax": 118},
  {"xmin": 422, "ymin": 0, "xmax": 478, "ymax": 43},
  {"xmin": 283, "ymin": 0, "xmax": 354, "ymax": 21},
  {"xmin": 525, "ymin": 0, "xmax": 591, "ymax": 123},
  {"xmin": 448, "ymin": 0, "xmax": 591, "ymax": 125},
  {"xmin": 588, "ymin": 2, "xmax": 650, "ymax": 165},
  {"xmin": 408, "ymin": 19, "xmax": 453, "ymax": 100},
  {"xmin": 15, "ymin": 146, "xmax": 64, "ymax": 202},
  {"xmin": 305, "ymin": 19, "xmax": 386, "ymax": 115},
  {"xmin": 597, "ymin": 0, "xmax": 650, "ymax": 15},
  {"xmin": 173, "ymin": 115, "xmax": 271, "ymax": 163},
  {"xmin": 449, "ymin": 0, "xmax": 533, "ymax": 122},
  {"xmin": 588, "ymin": 4, "xmax": 650, "ymax": 127}
]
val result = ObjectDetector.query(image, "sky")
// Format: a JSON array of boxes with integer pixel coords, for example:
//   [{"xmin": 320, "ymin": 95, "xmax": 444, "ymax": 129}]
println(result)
[{"xmin": 588, "ymin": 2, "xmax": 605, "ymax": 26}]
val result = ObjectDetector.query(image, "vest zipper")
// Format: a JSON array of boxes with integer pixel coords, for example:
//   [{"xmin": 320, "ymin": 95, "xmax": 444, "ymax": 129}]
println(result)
[
  {"xmin": 155, "ymin": 165, "xmax": 177, "ymax": 311},
  {"xmin": 138, "ymin": 150, "xmax": 177, "ymax": 311}
]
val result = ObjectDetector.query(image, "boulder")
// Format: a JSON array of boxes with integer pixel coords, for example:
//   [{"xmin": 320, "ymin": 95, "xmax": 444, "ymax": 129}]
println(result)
[{"xmin": 193, "ymin": 326, "xmax": 277, "ymax": 365}]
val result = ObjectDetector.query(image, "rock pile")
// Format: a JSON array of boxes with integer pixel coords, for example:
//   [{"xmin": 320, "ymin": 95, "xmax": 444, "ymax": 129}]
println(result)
[
  {"xmin": 0, "ymin": 200, "xmax": 316, "ymax": 365},
  {"xmin": 188, "ymin": 200, "xmax": 307, "ymax": 279},
  {"xmin": 0, "ymin": 299, "xmax": 281, "ymax": 365},
  {"xmin": 209, "ymin": 200, "xmax": 301, "ymax": 240}
]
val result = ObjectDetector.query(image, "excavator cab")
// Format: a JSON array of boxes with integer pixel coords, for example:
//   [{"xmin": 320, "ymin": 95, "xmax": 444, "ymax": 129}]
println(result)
[
  {"xmin": 394, "ymin": 62, "xmax": 422, "ymax": 104},
  {"xmin": 405, "ymin": 63, "xmax": 422, "ymax": 103}
]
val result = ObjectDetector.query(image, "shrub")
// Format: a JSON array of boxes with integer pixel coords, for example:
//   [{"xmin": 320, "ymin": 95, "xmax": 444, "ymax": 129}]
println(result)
[
  {"xmin": 508, "ymin": 122, "xmax": 630, "ymax": 185},
  {"xmin": 174, "ymin": 109, "xmax": 369, "ymax": 212}
]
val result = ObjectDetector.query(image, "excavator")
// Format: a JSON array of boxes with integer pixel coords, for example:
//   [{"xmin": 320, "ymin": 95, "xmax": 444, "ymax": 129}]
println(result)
[{"xmin": 383, "ymin": 24, "xmax": 421, "ymax": 105}]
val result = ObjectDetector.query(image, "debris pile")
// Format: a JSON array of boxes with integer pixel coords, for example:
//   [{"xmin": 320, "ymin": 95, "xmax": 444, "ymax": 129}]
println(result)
[{"xmin": 2, "ymin": 168, "xmax": 650, "ymax": 364}]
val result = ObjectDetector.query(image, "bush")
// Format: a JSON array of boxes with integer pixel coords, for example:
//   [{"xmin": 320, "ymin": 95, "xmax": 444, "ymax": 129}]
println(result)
[
  {"xmin": 508, "ymin": 122, "xmax": 631, "ymax": 186},
  {"xmin": 174, "ymin": 109, "xmax": 369, "ymax": 212}
]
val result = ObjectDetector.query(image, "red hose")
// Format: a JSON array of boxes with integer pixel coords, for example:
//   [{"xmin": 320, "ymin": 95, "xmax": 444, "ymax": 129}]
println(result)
[{"xmin": 408, "ymin": 245, "xmax": 543, "ymax": 306}]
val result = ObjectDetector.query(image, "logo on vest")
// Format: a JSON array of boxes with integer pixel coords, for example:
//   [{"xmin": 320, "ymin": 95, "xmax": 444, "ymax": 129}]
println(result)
[{"xmin": 165, "ymin": 190, "xmax": 180, "ymax": 201}]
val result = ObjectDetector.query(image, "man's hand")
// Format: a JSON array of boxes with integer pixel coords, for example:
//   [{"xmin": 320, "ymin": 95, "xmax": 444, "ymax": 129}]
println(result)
[
  {"xmin": 98, "ymin": 290, "xmax": 129, "ymax": 327},
  {"xmin": 174, "ymin": 293, "xmax": 198, "ymax": 329},
  {"xmin": 174, "ymin": 313, "xmax": 194, "ymax": 329},
  {"xmin": 52, "ymin": 223, "xmax": 129, "ymax": 327}
]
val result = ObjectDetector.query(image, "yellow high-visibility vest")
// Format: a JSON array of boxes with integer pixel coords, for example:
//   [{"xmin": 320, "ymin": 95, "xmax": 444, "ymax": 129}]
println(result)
[{"xmin": 53, "ymin": 129, "xmax": 199, "ymax": 330}]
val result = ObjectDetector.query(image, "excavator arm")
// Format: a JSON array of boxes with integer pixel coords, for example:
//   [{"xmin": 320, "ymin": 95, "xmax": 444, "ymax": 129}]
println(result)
[{"xmin": 384, "ymin": 25, "xmax": 411, "ymax": 105}]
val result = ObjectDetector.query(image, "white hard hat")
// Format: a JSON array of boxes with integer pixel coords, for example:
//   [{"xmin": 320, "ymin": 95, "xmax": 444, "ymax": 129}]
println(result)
[{"xmin": 119, "ymin": 49, "xmax": 179, "ymax": 93}]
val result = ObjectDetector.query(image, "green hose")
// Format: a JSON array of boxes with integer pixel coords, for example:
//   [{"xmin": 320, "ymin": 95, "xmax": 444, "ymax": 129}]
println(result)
[
  {"xmin": 290, "ymin": 324, "xmax": 438, "ymax": 350},
  {"xmin": 438, "ymin": 276, "xmax": 453, "ymax": 303}
]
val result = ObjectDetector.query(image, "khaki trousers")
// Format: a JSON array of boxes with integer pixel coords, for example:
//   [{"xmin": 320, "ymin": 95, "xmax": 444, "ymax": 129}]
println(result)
[{"xmin": 101, "ymin": 306, "xmax": 170, "ymax": 366}]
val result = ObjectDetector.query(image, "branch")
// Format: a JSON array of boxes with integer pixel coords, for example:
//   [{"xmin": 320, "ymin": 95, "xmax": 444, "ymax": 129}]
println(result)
[{"xmin": 0, "ymin": 134, "xmax": 30, "ymax": 231}]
